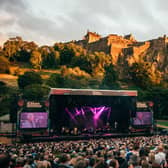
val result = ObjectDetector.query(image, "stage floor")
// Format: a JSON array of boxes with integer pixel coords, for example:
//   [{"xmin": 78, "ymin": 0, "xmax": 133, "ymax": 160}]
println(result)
[{"xmin": 21, "ymin": 132, "xmax": 154, "ymax": 142}]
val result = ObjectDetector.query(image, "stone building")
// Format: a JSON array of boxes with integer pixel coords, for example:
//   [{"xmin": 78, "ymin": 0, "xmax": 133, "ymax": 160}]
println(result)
[{"xmin": 75, "ymin": 32, "xmax": 168, "ymax": 68}]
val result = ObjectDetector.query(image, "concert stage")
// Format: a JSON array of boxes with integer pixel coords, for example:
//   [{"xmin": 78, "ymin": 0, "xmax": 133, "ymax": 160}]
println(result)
[
  {"xmin": 17, "ymin": 89, "xmax": 154, "ymax": 142},
  {"xmin": 49, "ymin": 89, "xmax": 137, "ymax": 135}
]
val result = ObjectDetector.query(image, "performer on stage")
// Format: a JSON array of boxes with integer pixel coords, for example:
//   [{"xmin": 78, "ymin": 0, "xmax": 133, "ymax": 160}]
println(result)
[
  {"xmin": 114, "ymin": 121, "xmax": 118, "ymax": 129},
  {"xmin": 133, "ymin": 113, "xmax": 146, "ymax": 125},
  {"xmin": 22, "ymin": 113, "xmax": 37, "ymax": 128},
  {"xmin": 73, "ymin": 127, "xmax": 78, "ymax": 135},
  {"xmin": 61, "ymin": 127, "xmax": 65, "ymax": 134}
]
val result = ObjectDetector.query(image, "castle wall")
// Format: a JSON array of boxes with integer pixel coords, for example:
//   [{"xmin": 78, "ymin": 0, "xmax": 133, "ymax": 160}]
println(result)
[
  {"xmin": 132, "ymin": 41, "xmax": 150, "ymax": 57},
  {"xmin": 73, "ymin": 32, "xmax": 168, "ymax": 80},
  {"xmin": 88, "ymin": 34, "xmax": 101, "ymax": 43},
  {"xmin": 107, "ymin": 35, "xmax": 135, "ymax": 64},
  {"xmin": 87, "ymin": 37, "xmax": 110, "ymax": 54},
  {"xmin": 75, "ymin": 32, "xmax": 168, "ymax": 69},
  {"xmin": 107, "ymin": 34, "xmax": 133, "ymax": 46},
  {"xmin": 75, "ymin": 40, "xmax": 87, "ymax": 48},
  {"xmin": 84, "ymin": 32, "xmax": 101, "ymax": 43},
  {"xmin": 78, "ymin": 34, "xmax": 137, "ymax": 64},
  {"xmin": 110, "ymin": 44, "xmax": 123, "ymax": 64},
  {"xmin": 150, "ymin": 37, "xmax": 168, "ymax": 50}
]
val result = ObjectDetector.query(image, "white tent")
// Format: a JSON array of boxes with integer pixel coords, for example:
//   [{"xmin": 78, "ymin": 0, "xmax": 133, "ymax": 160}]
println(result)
[{"xmin": 0, "ymin": 114, "xmax": 10, "ymax": 121}]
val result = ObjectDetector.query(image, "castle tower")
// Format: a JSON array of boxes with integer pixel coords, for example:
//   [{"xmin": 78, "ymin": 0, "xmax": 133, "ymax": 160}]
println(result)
[
  {"xmin": 84, "ymin": 31, "xmax": 101, "ymax": 43},
  {"xmin": 124, "ymin": 34, "xmax": 136, "ymax": 41}
]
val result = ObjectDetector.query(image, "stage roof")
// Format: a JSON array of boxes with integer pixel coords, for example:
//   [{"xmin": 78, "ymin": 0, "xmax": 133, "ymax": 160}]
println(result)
[{"xmin": 49, "ymin": 88, "xmax": 137, "ymax": 96}]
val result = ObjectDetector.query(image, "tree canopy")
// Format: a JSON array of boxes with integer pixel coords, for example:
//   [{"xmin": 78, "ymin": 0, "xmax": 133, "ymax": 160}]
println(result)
[
  {"xmin": 18, "ymin": 71, "xmax": 42, "ymax": 89},
  {"xmin": 22, "ymin": 84, "xmax": 50, "ymax": 101}
]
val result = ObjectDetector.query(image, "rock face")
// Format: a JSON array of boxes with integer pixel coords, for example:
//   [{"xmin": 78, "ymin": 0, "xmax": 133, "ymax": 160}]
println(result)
[{"xmin": 75, "ymin": 31, "xmax": 168, "ymax": 76}]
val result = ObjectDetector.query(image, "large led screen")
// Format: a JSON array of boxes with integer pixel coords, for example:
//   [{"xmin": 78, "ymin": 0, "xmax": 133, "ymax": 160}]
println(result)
[
  {"xmin": 133, "ymin": 112, "xmax": 152, "ymax": 125},
  {"xmin": 20, "ymin": 112, "xmax": 48, "ymax": 129}
]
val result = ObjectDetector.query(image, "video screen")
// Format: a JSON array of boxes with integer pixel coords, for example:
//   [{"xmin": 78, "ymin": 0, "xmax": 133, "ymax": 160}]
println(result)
[
  {"xmin": 133, "ymin": 112, "xmax": 152, "ymax": 125},
  {"xmin": 20, "ymin": 112, "xmax": 48, "ymax": 129}
]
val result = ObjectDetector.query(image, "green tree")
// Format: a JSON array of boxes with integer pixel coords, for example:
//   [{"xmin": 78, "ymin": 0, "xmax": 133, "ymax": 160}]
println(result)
[
  {"xmin": 88, "ymin": 77, "xmax": 102, "ymax": 89},
  {"xmin": 47, "ymin": 66, "xmax": 91, "ymax": 89},
  {"xmin": 23, "ymin": 84, "xmax": 50, "ymax": 101},
  {"xmin": 18, "ymin": 71, "xmax": 42, "ymax": 89},
  {"xmin": 142, "ymin": 87, "xmax": 168, "ymax": 118},
  {"xmin": 60, "ymin": 45, "xmax": 75, "ymax": 65},
  {"xmin": 17, "ymin": 41, "xmax": 38, "ymax": 62},
  {"xmin": 54, "ymin": 43, "xmax": 87, "ymax": 66},
  {"xmin": 0, "ymin": 56, "xmax": 10, "ymax": 73},
  {"xmin": 128, "ymin": 62, "xmax": 153, "ymax": 89},
  {"xmin": 101, "ymin": 64, "xmax": 119, "ymax": 89},
  {"xmin": 53, "ymin": 43, "xmax": 64, "ymax": 51},
  {"xmin": 61, "ymin": 66, "xmax": 90, "ymax": 89},
  {"xmin": 3, "ymin": 36, "xmax": 22, "ymax": 61},
  {"xmin": 71, "ymin": 54, "xmax": 92, "ymax": 74},
  {"xmin": 3, "ymin": 37, "xmax": 38, "ymax": 62},
  {"xmin": 0, "ymin": 82, "xmax": 18, "ymax": 116},
  {"xmin": 46, "ymin": 73, "xmax": 64, "ymax": 88},
  {"xmin": 41, "ymin": 46, "xmax": 60, "ymax": 69},
  {"xmin": 0, "ymin": 96, "xmax": 11, "ymax": 116},
  {"xmin": 0, "ymin": 81, "xmax": 9, "ymax": 100},
  {"xmin": 30, "ymin": 50, "xmax": 42, "ymax": 69},
  {"xmin": 63, "ymin": 75, "xmax": 89, "ymax": 89}
]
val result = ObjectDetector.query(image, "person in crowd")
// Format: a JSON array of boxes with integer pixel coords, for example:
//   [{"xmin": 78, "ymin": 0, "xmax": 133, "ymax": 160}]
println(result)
[
  {"xmin": 109, "ymin": 159, "xmax": 119, "ymax": 168},
  {"xmin": 57, "ymin": 154, "xmax": 72, "ymax": 168},
  {"xmin": 73, "ymin": 159, "xmax": 88, "ymax": 168},
  {"xmin": 115, "ymin": 150, "xmax": 128, "ymax": 168},
  {"xmin": 128, "ymin": 154, "xmax": 141, "ymax": 168},
  {"xmin": 14, "ymin": 157, "xmax": 24, "ymax": 168},
  {"xmin": 23, "ymin": 158, "xmax": 31, "ymax": 168},
  {"xmin": 0, "ymin": 153, "xmax": 10, "ymax": 168},
  {"xmin": 87, "ymin": 157, "xmax": 97, "ymax": 168},
  {"xmin": 154, "ymin": 145, "xmax": 166, "ymax": 166},
  {"xmin": 94, "ymin": 158, "xmax": 109, "ymax": 168}
]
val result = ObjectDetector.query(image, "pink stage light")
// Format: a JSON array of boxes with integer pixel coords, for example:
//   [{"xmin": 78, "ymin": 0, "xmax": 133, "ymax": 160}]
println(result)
[{"xmin": 65, "ymin": 106, "xmax": 111, "ymax": 128}]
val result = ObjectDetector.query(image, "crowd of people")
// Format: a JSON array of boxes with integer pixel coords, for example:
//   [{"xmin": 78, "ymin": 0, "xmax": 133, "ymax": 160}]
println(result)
[{"xmin": 0, "ymin": 135, "xmax": 168, "ymax": 168}]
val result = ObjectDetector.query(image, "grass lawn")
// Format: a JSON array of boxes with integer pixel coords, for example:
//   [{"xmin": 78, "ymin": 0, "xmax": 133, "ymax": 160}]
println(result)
[
  {"xmin": 0, "ymin": 74, "xmax": 18, "ymax": 87},
  {"xmin": 157, "ymin": 120, "xmax": 168, "ymax": 127}
]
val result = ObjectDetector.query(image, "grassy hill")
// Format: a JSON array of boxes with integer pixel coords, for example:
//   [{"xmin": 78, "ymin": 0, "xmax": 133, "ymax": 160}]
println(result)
[
  {"xmin": 0, "ymin": 74, "xmax": 18, "ymax": 87},
  {"xmin": 0, "ymin": 64, "xmax": 61, "ymax": 88},
  {"xmin": 157, "ymin": 120, "xmax": 168, "ymax": 127}
]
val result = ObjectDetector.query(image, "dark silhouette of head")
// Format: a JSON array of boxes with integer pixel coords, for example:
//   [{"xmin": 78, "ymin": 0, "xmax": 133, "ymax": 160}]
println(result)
[{"xmin": 0, "ymin": 153, "xmax": 10, "ymax": 168}]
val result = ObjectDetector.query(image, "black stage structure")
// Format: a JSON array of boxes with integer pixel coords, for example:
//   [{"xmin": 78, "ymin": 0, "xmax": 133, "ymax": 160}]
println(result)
[{"xmin": 49, "ymin": 89, "xmax": 137, "ymax": 136}]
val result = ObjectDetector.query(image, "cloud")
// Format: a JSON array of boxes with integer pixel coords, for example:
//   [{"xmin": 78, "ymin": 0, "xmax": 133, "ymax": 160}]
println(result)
[
  {"xmin": 0, "ymin": 0, "xmax": 168, "ymax": 46},
  {"xmin": 0, "ymin": 0, "xmax": 62, "ymax": 45}
]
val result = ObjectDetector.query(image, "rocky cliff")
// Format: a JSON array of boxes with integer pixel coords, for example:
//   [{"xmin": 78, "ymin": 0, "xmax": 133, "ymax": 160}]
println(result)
[{"xmin": 75, "ymin": 31, "xmax": 168, "ymax": 79}]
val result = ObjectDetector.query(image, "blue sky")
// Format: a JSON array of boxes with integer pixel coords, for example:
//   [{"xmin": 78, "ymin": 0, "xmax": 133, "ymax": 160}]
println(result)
[{"xmin": 0, "ymin": 0, "xmax": 168, "ymax": 46}]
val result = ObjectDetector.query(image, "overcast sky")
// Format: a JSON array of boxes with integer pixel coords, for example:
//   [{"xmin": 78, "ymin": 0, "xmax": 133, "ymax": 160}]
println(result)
[{"xmin": 0, "ymin": 0, "xmax": 168, "ymax": 46}]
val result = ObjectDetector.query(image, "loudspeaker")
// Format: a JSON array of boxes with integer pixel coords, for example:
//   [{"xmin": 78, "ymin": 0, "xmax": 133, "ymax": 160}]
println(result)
[
  {"xmin": 9, "ymin": 95, "xmax": 18, "ymax": 123},
  {"xmin": 23, "ymin": 134, "xmax": 32, "ymax": 142},
  {"xmin": 130, "ymin": 97, "xmax": 137, "ymax": 117}
]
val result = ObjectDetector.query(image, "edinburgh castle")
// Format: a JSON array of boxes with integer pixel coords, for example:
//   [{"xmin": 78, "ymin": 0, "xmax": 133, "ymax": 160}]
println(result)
[{"xmin": 75, "ymin": 31, "xmax": 168, "ymax": 77}]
